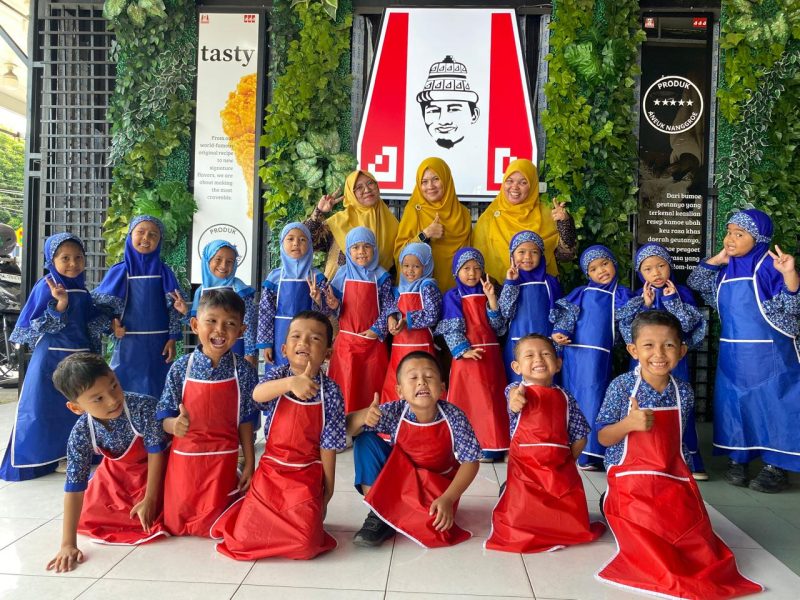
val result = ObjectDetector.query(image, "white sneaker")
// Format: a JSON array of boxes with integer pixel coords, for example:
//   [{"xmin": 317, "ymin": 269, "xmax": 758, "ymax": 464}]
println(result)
[{"xmin": 55, "ymin": 459, "xmax": 68, "ymax": 474}]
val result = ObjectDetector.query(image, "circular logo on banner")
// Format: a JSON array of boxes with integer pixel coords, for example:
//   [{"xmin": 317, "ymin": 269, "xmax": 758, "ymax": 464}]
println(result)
[
  {"xmin": 196, "ymin": 224, "xmax": 248, "ymax": 266},
  {"xmin": 642, "ymin": 75, "xmax": 704, "ymax": 134}
]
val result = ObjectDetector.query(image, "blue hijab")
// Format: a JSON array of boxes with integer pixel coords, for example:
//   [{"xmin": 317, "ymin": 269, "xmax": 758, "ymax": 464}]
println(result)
[
  {"xmin": 510, "ymin": 230, "xmax": 547, "ymax": 284},
  {"xmin": 724, "ymin": 209, "xmax": 783, "ymax": 301},
  {"xmin": 192, "ymin": 240, "xmax": 255, "ymax": 315},
  {"xmin": 635, "ymin": 242, "xmax": 696, "ymax": 307},
  {"xmin": 264, "ymin": 222, "xmax": 315, "ymax": 288},
  {"xmin": 330, "ymin": 227, "xmax": 387, "ymax": 292},
  {"xmin": 442, "ymin": 247, "xmax": 486, "ymax": 321},
  {"xmin": 94, "ymin": 215, "xmax": 180, "ymax": 299},
  {"xmin": 398, "ymin": 242, "xmax": 436, "ymax": 294},
  {"xmin": 17, "ymin": 233, "xmax": 86, "ymax": 329},
  {"xmin": 565, "ymin": 244, "xmax": 633, "ymax": 306}
]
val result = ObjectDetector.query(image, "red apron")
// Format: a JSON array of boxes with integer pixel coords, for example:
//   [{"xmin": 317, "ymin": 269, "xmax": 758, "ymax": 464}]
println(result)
[
  {"xmin": 381, "ymin": 291, "xmax": 436, "ymax": 403},
  {"xmin": 597, "ymin": 377, "xmax": 763, "ymax": 599},
  {"xmin": 486, "ymin": 384, "xmax": 604, "ymax": 553},
  {"xmin": 365, "ymin": 404, "xmax": 472, "ymax": 548},
  {"xmin": 447, "ymin": 293, "xmax": 509, "ymax": 451},
  {"xmin": 77, "ymin": 403, "xmax": 167, "ymax": 545},
  {"xmin": 328, "ymin": 278, "xmax": 389, "ymax": 413},
  {"xmin": 163, "ymin": 355, "xmax": 241, "ymax": 537},
  {"xmin": 212, "ymin": 383, "xmax": 336, "ymax": 560}
]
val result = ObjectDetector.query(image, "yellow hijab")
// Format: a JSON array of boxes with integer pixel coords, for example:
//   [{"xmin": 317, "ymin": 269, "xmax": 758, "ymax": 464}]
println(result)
[
  {"xmin": 473, "ymin": 159, "xmax": 559, "ymax": 282},
  {"xmin": 394, "ymin": 157, "xmax": 472, "ymax": 290},
  {"xmin": 325, "ymin": 170, "xmax": 399, "ymax": 280}
]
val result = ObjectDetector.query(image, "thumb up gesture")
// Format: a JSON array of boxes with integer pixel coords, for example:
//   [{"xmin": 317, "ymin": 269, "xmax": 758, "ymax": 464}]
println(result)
[
  {"xmin": 173, "ymin": 403, "xmax": 190, "ymax": 437},
  {"xmin": 290, "ymin": 359, "xmax": 320, "ymax": 400},
  {"xmin": 424, "ymin": 213, "xmax": 444, "ymax": 240},
  {"xmin": 365, "ymin": 393, "xmax": 383, "ymax": 428},
  {"xmin": 626, "ymin": 396, "xmax": 654, "ymax": 433}
]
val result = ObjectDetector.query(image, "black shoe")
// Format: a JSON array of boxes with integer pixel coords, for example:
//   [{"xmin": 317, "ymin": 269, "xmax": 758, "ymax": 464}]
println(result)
[
  {"xmin": 499, "ymin": 481, "xmax": 506, "ymax": 497},
  {"xmin": 353, "ymin": 511, "xmax": 395, "ymax": 547},
  {"xmin": 724, "ymin": 460, "xmax": 749, "ymax": 487},
  {"xmin": 748, "ymin": 465, "xmax": 790, "ymax": 494}
]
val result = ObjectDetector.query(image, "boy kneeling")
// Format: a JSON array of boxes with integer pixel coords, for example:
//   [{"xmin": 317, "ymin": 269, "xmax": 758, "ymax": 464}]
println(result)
[{"xmin": 348, "ymin": 351, "xmax": 480, "ymax": 548}]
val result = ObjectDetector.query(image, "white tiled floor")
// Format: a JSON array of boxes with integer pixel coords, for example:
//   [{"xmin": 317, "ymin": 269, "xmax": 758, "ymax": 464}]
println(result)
[{"xmin": 0, "ymin": 412, "xmax": 798, "ymax": 599}]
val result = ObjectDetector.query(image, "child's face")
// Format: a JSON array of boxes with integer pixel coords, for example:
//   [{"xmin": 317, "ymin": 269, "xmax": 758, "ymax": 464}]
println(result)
[
  {"xmin": 281, "ymin": 318, "xmax": 332, "ymax": 374},
  {"xmin": 395, "ymin": 357, "xmax": 444, "ymax": 413},
  {"xmin": 639, "ymin": 256, "xmax": 671, "ymax": 287},
  {"xmin": 512, "ymin": 338, "xmax": 561, "ymax": 386},
  {"xmin": 627, "ymin": 324, "xmax": 687, "ymax": 381},
  {"xmin": 512, "ymin": 242, "xmax": 542, "ymax": 272},
  {"xmin": 66, "ymin": 373, "xmax": 125, "ymax": 421},
  {"xmin": 131, "ymin": 221, "xmax": 161, "ymax": 254},
  {"xmin": 52, "ymin": 241, "xmax": 85, "ymax": 279},
  {"xmin": 457, "ymin": 259, "xmax": 483, "ymax": 287},
  {"xmin": 723, "ymin": 224, "xmax": 756, "ymax": 257},
  {"xmin": 420, "ymin": 168, "xmax": 444, "ymax": 203},
  {"xmin": 503, "ymin": 171, "xmax": 531, "ymax": 206},
  {"xmin": 283, "ymin": 228, "xmax": 309, "ymax": 259},
  {"xmin": 587, "ymin": 257, "xmax": 616, "ymax": 285},
  {"xmin": 401, "ymin": 254, "xmax": 424, "ymax": 282},
  {"xmin": 209, "ymin": 246, "xmax": 236, "ymax": 279},
  {"xmin": 349, "ymin": 242, "xmax": 374, "ymax": 267},
  {"xmin": 191, "ymin": 305, "xmax": 246, "ymax": 364}
]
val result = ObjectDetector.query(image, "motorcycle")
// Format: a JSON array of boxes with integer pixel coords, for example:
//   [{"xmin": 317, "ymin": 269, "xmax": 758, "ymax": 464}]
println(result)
[{"xmin": 0, "ymin": 224, "xmax": 21, "ymax": 387}]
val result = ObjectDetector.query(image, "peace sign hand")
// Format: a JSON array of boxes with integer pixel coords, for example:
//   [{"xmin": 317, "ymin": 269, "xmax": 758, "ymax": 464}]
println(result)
[
  {"xmin": 316, "ymin": 188, "xmax": 344, "ymax": 214},
  {"xmin": 45, "ymin": 276, "xmax": 68, "ymax": 312},
  {"xmin": 642, "ymin": 282, "xmax": 655, "ymax": 307},
  {"xmin": 506, "ymin": 257, "xmax": 519, "ymax": 281},
  {"xmin": 324, "ymin": 286, "xmax": 340, "ymax": 310},
  {"xmin": 551, "ymin": 199, "xmax": 569, "ymax": 222},
  {"xmin": 169, "ymin": 290, "xmax": 188, "ymax": 315},
  {"xmin": 481, "ymin": 274, "xmax": 497, "ymax": 300},
  {"xmin": 308, "ymin": 274, "xmax": 321, "ymax": 305},
  {"xmin": 768, "ymin": 245, "xmax": 800, "ymax": 292}
]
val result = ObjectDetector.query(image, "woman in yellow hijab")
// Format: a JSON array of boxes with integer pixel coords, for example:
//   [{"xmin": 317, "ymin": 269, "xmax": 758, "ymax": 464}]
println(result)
[
  {"xmin": 473, "ymin": 159, "xmax": 577, "ymax": 283},
  {"xmin": 305, "ymin": 170, "xmax": 399, "ymax": 281},
  {"xmin": 394, "ymin": 157, "xmax": 472, "ymax": 290}
]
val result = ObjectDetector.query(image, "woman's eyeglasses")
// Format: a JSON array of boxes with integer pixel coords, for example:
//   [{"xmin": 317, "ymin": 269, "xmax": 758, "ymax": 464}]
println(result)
[{"xmin": 354, "ymin": 180, "xmax": 378, "ymax": 194}]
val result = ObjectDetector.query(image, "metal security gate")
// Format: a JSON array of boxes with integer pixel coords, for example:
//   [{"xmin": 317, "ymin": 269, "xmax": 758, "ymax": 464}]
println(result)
[{"xmin": 23, "ymin": 0, "xmax": 114, "ymax": 291}]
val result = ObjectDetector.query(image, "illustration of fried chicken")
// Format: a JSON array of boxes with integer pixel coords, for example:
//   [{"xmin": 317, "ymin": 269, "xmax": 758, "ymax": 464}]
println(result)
[{"xmin": 220, "ymin": 73, "xmax": 257, "ymax": 219}]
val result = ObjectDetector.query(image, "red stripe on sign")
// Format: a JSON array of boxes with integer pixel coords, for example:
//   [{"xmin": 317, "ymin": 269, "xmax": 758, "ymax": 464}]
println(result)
[
  {"xmin": 486, "ymin": 12, "xmax": 534, "ymax": 191},
  {"xmin": 358, "ymin": 12, "xmax": 408, "ymax": 189}
]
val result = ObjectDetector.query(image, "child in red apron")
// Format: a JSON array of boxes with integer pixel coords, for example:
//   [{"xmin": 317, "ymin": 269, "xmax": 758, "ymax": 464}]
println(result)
[
  {"xmin": 486, "ymin": 334, "xmax": 604, "ymax": 553},
  {"xmin": 212, "ymin": 310, "xmax": 346, "ymax": 560},
  {"xmin": 47, "ymin": 353, "xmax": 167, "ymax": 573},
  {"xmin": 596, "ymin": 311, "xmax": 762, "ymax": 599},
  {"xmin": 436, "ymin": 247, "xmax": 509, "ymax": 461},
  {"xmin": 328, "ymin": 226, "xmax": 396, "ymax": 413},
  {"xmin": 348, "ymin": 351, "xmax": 481, "ymax": 548},
  {"xmin": 156, "ymin": 289, "xmax": 258, "ymax": 537},
  {"xmin": 382, "ymin": 242, "xmax": 441, "ymax": 402}
]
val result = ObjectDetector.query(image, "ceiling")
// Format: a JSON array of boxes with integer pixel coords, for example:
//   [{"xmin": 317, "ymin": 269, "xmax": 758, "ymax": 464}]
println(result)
[{"xmin": 0, "ymin": 0, "xmax": 29, "ymax": 136}]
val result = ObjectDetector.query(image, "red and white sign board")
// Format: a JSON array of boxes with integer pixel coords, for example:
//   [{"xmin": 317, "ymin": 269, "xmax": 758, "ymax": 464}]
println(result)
[{"xmin": 357, "ymin": 9, "xmax": 536, "ymax": 197}]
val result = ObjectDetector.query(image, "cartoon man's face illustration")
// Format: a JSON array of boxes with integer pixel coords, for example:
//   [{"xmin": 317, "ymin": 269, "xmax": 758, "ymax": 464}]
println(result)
[{"xmin": 421, "ymin": 100, "xmax": 480, "ymax": 149}]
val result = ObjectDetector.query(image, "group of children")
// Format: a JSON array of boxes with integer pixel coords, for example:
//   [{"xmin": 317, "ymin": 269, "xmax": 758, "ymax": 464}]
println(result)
[{"xmin": 1, "ymin": 204, "xmax": 796, "ymax": 599}]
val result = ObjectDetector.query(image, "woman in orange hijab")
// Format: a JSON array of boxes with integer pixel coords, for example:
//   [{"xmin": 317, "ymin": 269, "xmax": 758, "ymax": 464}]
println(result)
[
  {"xmin": 305, "ymin": 170, "xmax": 399, "ymax": 281},
  {"xmin": 394, "ymin": 157, "xmax": 472, "ymax": 290},
  {"xmin": 473, "ymin": 159, "xmax": 577, "ymax": 284}
]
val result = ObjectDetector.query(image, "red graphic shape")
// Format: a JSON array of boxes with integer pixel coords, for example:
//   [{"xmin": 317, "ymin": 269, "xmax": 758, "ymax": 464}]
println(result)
[
  {"xmin": 358, "ymin": 12, "xmax": 408, "ymax": 189},
  {"xmin": 486, "ymin": 12, "xmax": 534, "ymax": 191}
]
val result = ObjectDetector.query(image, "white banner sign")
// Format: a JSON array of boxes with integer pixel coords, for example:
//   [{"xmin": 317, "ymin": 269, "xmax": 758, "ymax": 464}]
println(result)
[{"xmin": 191, "ymin": 12, "xmax": 260, "ymax": 285}]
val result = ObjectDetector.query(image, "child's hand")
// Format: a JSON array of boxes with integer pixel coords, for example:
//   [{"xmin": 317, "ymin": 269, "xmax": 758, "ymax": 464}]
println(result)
[
  {"xmin": 626, "ymin": 396, "xmax": 654, "ymax": 432},
  {"xmin": 359, "ymin": 329, "xmax": 379, "ymax": 339},
  {"xmin": 290, "ymin": 360, "xmax": 320, "ymax": 400},
  {"xmin": 129, "ymin": 495, "xmax": 156, "ymax": 533},
  {"xmin": 162, "ymin": 339, "xmax": 177, "ymax": 363},
  {"xmin": 552, "ymin": 333, "xmax": 571, "ymax": 346},
  {"xmin": 46, "ymin": 545, "xmax": 84, "ymax": 573},
  {"xmin": 263, "ymin": 348, "xmax": 274, "ymax": 364},
  {"xmin": 308, "ymin": 275, "xmax": 322, "ymax": 305},
  {"xmin": 112, "ymin": 317, "xmax": 126, "ymax": 339},
  {"xmin": 663, "ymin": 280, "xmax": 677, "ymax": 297},
  {"xmin": 429, "ymin": 495, "xmax": 455, "ymax": 531},
  {"xmin": 707, "ymin": 247, "xmax": 730, "ymax": 266},
  {"xmin": 481, "ymin": 274, "xmax": 496, "ymax": 301},
  {"xmin": 169, "ymin": 290, "xmax": 189, "ymax": 315},
  {"xmin": 768, "ymin": 245, "xmax": 797, "ymax": 276},
  {"xmin": 316, "ymin": 188, "xmax": 343, "ymax": 214},
  {"xmin": 642, "ymin": 282, "xmax": 655, "ymax": 307},
  {"xmin": 388, "ymin": 315, "xmax": 406, "ymax": 336},
  {"xmin": 509, "ymin": 384, "xmax": 527, "ymax": 414},
  {"xmin": 424, "ymin": 213, "xmax": 444, "ymax": 240},
  {"xmin": 365, "ymin": 393, "xmax": 382, "ymax": 428},
  {"xmin": 324, "ymin": 286, "xmax": 340, "ymax": 310},
  {"xmin": 461, "ymin": 347, "xmax": 484, "ymax": 360},
  {"xmin": 506, "ymin": 258, "xmax": 519, "ymax": 281},
  {"xmin": 173, "ymin": 403, "xmax": 190, "ymax": 437},
  {"xmin": 45, "ymin": 275, "xmax": 68, "ymax": 312},
  {"xmin": 551, "ymin": 199, "xmax": 569, "ymax": 222},
  {"xmin": 237, "ymin": 462, "xmax": 254, "ymax": 493}
]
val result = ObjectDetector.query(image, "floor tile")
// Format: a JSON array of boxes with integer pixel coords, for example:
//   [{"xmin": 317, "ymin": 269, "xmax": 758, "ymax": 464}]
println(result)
[
  {"xmin": 713, "ymin": 506, "xmax": 800, "ymax": 551},
  {"xmin": 104, "ymin": 536, "xmax": 253, "ymax": 584},
  {"xmin": 243, "ymin": 530, "xmax": 392, "ymax": 591},
  {"xmin": 325, "ymin": 490, "xmax": 369, "ymax": 532},
  {"xmin": 77, "ymin": 579, "xmax": 238, "ymax": 600},
  {"xmin": 388, "ymin": 536, "xmax": 533, "ymax": 597},
  {"xmin": 732, "ymin": 547, "xmax": 800, "ymax": 598},
  {"xmin": 333, "ymin": 457, "xmax": 356, "ymax": 492},
  {"xmin": 463, "ymin": 465, "xmax": 501, "ymax": 497},
  {"xmin": 0, "ymin": 474, "xmax": 66, "ymax": 519},
  {"xmin": 456, "ymin": 495, "xmax": 498, "ymax": 538},
  {"xmin": 697, "ymin": 479, "xmax": 763, "ymax": 507},
  {"xmin": 0, "ymin": 517, "xmax": 47, "ymax": 551},
  {"xmin": 233, "ymin": 586, "xmax": 383, "ymax": 600},
  {"xmin": 0, "ymin": 573, "xmax": 95, "ymax": 600},
  {"xmin": 706, "ymin": 505, "xmax": 762, "ymax": 549},
  {"xmin": 0, "ymin": 520, "xmax": 133, "ymax": 578},
  {"xmin": 386, "ymin": 594, "xmax": 532, "ymax": 600}
]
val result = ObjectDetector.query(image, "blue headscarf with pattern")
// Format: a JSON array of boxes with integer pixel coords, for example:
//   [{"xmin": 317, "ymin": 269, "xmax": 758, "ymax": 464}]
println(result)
[
  {"xmin": 510, "ymin": 230, "xmax": 547, "ymax": 284},
  {"xmin": 398, "ymin": 242, "xmax": 436, "ymax": 294},
  {"xmin": 635, "ymin": 242, "xmax": 697, "ymax": 308},
  {"xmin": 724, "ymin": 208, "xmax": 784, "ymax": 301},
  {"xmin": 564, "ymin": 244, "xmax": 633, "ymax": 306},
  {"xmin": 441, "ymin": 247, "xmax": 487, "ymax": 321}
]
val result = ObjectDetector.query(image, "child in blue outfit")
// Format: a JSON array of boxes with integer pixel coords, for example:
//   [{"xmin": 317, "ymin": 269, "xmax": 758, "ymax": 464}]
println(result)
[
  {"xmin": 191, "ymin": 240, "xmax": 257, "ymax": 366},
  {"xmin": 0, "ymin": 233, "xmax": 108, "ymax": 481},
  {"xmin": 619, "ymin": 242, "xmax": 707, "ymax": 478},
  {"xmin": 498, "ymin": 231, "xmax": 562, "ymax": 383},
  {"xmin": 551, "ymin": 245, "xmax": 633, "ymax": 470},
  {"xmin": 48, "ymin": 353, "xmax": 167, "ymax": 572},
  {"xmin": 258, "ymin": 222, "xmax": 331, "ymax": 366},
  {"xmin": 93, "ymin": 216, "xmax": 188, "ymax": 399},
  {"xmin": 688, "ymin": 208, "xmax": 800, "ymax": 493}
]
